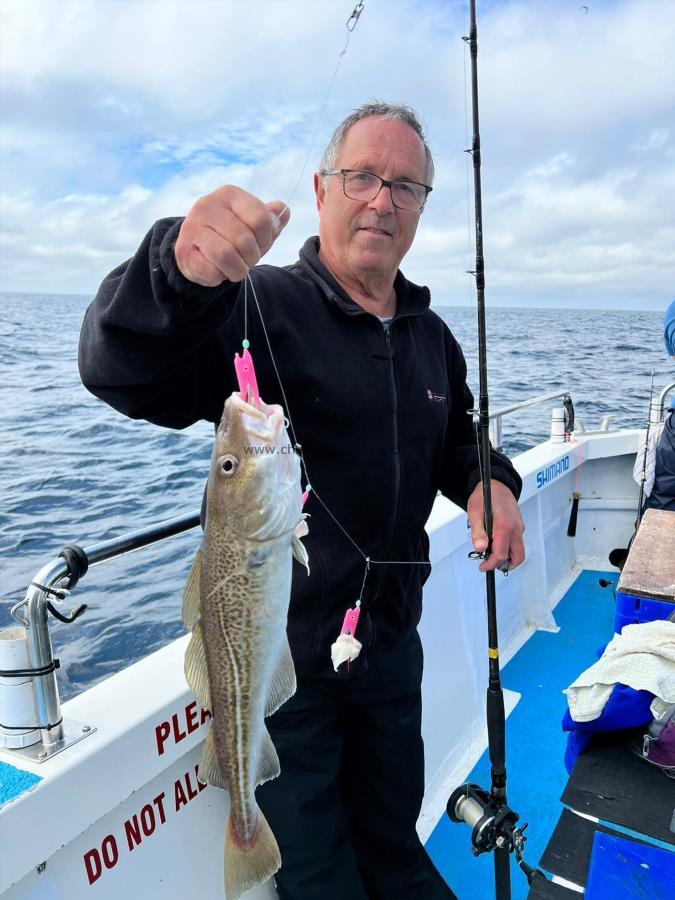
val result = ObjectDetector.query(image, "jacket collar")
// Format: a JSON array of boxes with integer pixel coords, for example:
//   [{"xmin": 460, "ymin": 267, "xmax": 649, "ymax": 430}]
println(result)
[{"xmin": 297, "ymin": 236, "xmax": 430, "ymax": 319}]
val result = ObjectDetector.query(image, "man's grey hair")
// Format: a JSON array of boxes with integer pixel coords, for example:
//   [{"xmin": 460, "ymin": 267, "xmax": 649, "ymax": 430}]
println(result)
[{"xmin": 319, "ymin": 101, "xmax": 435, "ymax": 186}]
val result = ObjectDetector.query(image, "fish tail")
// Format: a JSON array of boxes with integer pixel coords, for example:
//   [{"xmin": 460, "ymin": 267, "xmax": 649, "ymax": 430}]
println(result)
[{"xmin": 224, "ymin": 807, "xmax": 281, "ymax": 900}]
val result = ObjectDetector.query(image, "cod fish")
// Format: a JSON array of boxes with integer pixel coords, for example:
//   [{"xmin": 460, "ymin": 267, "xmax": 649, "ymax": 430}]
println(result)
[{"xmin": 182, "ymin": 390, "xmax": 308, "ymax": 899}]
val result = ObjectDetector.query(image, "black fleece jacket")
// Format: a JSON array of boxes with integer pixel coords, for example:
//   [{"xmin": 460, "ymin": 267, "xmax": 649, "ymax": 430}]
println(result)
[{"xmin": 79, "ymin": 219, "xmax": 522, "ymax": 679}]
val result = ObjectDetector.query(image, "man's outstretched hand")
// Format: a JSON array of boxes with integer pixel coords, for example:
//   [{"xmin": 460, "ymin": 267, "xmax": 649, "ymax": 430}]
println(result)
[
  {"xmin": 174, "ymin": 185, "xmax": 290, "ymax": 287},
  {"xmin": 467, "ymin": 480, "xmax": 525, "ymax": 573}
]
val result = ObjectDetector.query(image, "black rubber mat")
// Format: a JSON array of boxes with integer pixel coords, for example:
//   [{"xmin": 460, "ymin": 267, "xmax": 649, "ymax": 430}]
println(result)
[
  {"xmin": 526, "ymin": 874, "xmax": 580, "ymax": 899},
  {"xmin": 540, "ymin": 807, "xmax": 656, "ymax": 885},
  {"xmin": 561, "ymin": 744, "xmax": 675, "ymax": 845}
]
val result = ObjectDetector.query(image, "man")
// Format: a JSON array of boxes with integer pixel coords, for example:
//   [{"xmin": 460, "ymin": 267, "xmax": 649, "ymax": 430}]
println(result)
[
  {"xmin": 639, "ymin": 299, "xmax": 675, "ymax": 512},
  {"xmin": 79, "ymin": 102, "xmax": 525, "ymax": 899}
]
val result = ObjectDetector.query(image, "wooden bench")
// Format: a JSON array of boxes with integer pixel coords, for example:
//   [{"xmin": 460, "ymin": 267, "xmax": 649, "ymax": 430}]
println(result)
[{"xmin": 618, "ymin": 507, "xmax": 675, "ymax": 601}]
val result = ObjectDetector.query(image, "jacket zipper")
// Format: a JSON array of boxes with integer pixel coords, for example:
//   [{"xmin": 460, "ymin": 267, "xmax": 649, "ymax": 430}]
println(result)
[{"xmin": 369, "ymin": 322, "xmax": 401, "ymax": 604}]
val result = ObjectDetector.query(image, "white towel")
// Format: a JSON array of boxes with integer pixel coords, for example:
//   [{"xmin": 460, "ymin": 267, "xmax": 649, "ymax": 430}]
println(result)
[{"xmin": 563, "ymin": 620, "xmax": 675, "ymax": 722}]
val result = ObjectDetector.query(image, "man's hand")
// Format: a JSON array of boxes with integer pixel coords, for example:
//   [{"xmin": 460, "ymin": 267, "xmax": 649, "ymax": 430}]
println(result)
[
  {"xmin": 467, "ymin": 480, "xmax": 525, "ymax": 573},
  {"xmin": 174, "ymin": 185, "xmax": 291, "ymax": 287}
]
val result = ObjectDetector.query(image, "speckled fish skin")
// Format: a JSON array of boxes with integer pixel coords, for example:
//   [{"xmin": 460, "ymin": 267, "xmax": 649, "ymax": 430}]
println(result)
[
  {"xmin": 204, "ymin": 393, "xmax": 298, "ymax": 823},
  {"xmin": 183, "ymin": 390, "xmax": 305, "ymax": 898}
]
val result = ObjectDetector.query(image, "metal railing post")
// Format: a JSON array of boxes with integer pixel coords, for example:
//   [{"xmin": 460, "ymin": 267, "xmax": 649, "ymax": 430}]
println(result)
[
  {"xmin": 2, "ymin": 511, "xmax": 201, "ymax": 762},
  {"xmin": 656, "ymin": 382, "xmax": 675, "ymax": 420},
  {"xmin": 24, "ymin": 560, "xmax": 70, "ymax": 748},
  {"xmin": 490, "ymin": 416, "xmax": 503, "ymax": 451}
]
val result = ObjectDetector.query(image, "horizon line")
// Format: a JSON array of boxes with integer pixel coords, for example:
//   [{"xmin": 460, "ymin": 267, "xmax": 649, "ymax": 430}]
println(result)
[{"xmin": 0, "ymin": 290, "xmax": 664, "ymax": 314}]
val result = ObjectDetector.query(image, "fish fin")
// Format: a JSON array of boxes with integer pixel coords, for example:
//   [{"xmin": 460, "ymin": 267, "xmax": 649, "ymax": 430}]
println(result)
[
  {"xmin": 182, "ymin": 548, "xmax": 202, "ymax": 630},
  {"xmin": 224, "ymin": 808, "xmax": 281, "ymax": 900},
  {"xmin": 256, "ymin": 726, "xmax": 280, "ymax": 786},
  {"xmin": 184, "ymin": 622, "xmax": 211, "ymax": 711},
  {"xmin": 197, "ymin": 729, "xmax": 228, "ymax": 790},
  {"xmin": 264, "ymin": 637, "xmax": 296, "ymax": 717},
  {"xmin": 291, "ymin": 534, "xmax": 310, "ymax": 574}
]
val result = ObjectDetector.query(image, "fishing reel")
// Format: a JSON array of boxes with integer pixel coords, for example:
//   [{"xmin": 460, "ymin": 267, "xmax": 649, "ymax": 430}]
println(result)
[{"xmin": 447, "ymin": 783, "xmax": 542, "ymax": 884}]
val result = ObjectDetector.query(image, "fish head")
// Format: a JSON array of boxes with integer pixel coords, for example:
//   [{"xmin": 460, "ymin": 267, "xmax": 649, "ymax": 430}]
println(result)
[{"xmin": 207, "ymin": 392, "xmax": 302, "ymax": 542}]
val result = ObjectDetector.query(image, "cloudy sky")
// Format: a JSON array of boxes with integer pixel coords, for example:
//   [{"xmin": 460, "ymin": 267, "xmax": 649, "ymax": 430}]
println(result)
[{"xmin": 1, "ymin": 0, "xmax": 673, "ymax": 309}]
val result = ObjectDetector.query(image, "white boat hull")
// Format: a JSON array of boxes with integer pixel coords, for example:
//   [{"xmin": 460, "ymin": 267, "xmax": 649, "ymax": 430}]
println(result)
[{"xmin": 0, "ymin": 429, "xmax": 641, "ymax": 899}]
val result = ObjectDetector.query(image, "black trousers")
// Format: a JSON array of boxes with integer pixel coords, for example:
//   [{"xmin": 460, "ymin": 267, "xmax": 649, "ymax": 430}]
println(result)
[{"xmin": 257, "ymin": 631, "xmax": 456, "ymax": 900}]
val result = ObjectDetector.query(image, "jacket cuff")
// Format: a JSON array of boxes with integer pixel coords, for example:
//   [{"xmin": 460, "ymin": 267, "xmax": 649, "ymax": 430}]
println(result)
[
  {"xmin": 465, "ymin": 466, "xmax": 522, "ymax": 504},
  {"xmin": 490, "ymin": 466, "xmax": 522, "ymax": 500}
]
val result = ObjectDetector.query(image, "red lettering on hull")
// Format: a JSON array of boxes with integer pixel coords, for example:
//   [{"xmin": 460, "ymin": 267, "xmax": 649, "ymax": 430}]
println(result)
[
  {"xmin": 83, "ymin": 848, "xmax": 102, "ymax": 885},
  {"xmin": 175, "ymin": 777, "xmax": 188, "ymax": 812},
  {"xmin": 175, "ymin": 766, "xmax": 208, "ymax": 812},
  {"xmin": 153, "ymin": 791, "xmax": 167, "ymax": 824},
  {"xmin": 186, "ymin": 701, "xmax": 199, "ymax": 734},
  {"xmin": 124, "ymin": 815, "xmax": 142, "ymax": 852},
  {"xmin": 155, "ymin": 704, "xmax": 210, "ymax": 756},
  {"xmin": 83, "ymin": 835, "xmax": 118, "ymax": 884},
  {"xmin": 171, "ymin": 712, "xmax": 187, "ymax": 744},
  {"xmin": 155, "ymin": 720, "xmax": 171, "ymax": 756}
]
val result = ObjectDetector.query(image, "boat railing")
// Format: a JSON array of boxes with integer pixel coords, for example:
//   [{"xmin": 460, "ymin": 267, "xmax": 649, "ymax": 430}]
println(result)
[
  {"xmin": 2, "ymin": 382, "xmax": 670, "ymax": 764},
  {"xmin": 0, "ymin": 512, "xmax": 200, "ymax": 762},
  {"xmin": 0, "ymin": 390, "xmax": 575, "ymax": 763},
  {"xmin": 489, "ymin": 389, "xmax": 573, "ymax": 450},
  {"xmin": 654, "ymin": 381, "xmax": 675, "ymax": 422}
]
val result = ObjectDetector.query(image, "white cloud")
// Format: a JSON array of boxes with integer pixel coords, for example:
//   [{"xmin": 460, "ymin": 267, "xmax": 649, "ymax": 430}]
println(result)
[
  {"xmin": 1, "ymin": 0, "xmax": 674, "ymax": 309},
  {"xmin": 630, "ymin": 128, "xmax": 670, "ymax": 154}
]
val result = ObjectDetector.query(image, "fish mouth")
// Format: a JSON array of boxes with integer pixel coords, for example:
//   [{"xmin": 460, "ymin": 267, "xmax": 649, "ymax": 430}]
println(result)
[
  {"xmin": 229, "ymin": 392, "xmax": 286, "ymax": 446},
  {"xmin": 226, "ymin": 393, "xmax": 302, "ymax": 542}
]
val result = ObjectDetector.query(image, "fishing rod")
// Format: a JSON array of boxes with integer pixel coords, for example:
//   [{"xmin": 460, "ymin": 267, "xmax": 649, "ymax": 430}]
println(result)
[
  {"xmin": 446, "ymin": 3, "xmax": 544, "ymax": 897},
  {"xmin": 635, "ymin": 370, "xmax": 656, "ymax": 529},
  {"xmin": 607, "ymin": 370, "xmax": 657, "ymax": 570}
]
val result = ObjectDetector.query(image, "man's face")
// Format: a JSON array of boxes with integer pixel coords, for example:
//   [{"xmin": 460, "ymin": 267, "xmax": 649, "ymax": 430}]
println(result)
[{"xmin": 314, "ymin": 116, "xmax": 428, "ymax": 280}]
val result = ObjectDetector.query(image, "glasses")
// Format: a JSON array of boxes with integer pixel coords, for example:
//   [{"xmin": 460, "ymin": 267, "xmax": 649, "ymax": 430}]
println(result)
[{"xmin": 321, "ymin": 169, "xmax": 432, "ymax": 212}]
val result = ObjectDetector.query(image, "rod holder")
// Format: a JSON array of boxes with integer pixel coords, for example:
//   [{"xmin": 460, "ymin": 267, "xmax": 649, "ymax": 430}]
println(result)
[
  {"xmin": 0, "ymin": 626, "xmax": 42, "ymax": 750},
  {"xmin": 0, "ymin": 511, "xmax": 200, "ymax": 763},
  {"xmin": 550, "ymin": 407, "xmax": 566, "ymax": 443}
]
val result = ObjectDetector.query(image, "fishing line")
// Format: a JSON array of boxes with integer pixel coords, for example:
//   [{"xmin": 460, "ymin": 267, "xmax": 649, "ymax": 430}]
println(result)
[
  {"xmin": 233, "ymin": 1, "xmax": 435, "ymax": 592},
  {"xmin": 464, "ymin": 555, "xmax": 487, "ymax": 776},
  {"xmin": 357, "ymin": 559, "xmax": 371, "ymax": 603},
  {"xmin": 244, "ymin": 273, "xmax": 297, "ymax": 448},
  {"xmin": 460, "ymin": 232, "xmax": 483, "ymax": 802},
  {"xmin": 461, "ymin": 0, "xmax": 484, "ymax": 803},
  {"xmin": 244, "ymin": 272, "xmax": 431, "ymax": 588},
  {"xmin": 278, "ymin": 2, "xmax": 365, "ymax": 219},
  {"xmin": 243, "ymin": 275, "xmax": 248, "ymax": 345},
  {"xmin": 463, "ymin": 0, "xmax": 481, "ymax": 788},
  {"xmin": 237, "ymin": 0, "xmax": 436, "ymax": 635},
  {"xmin": 239, "ymin": 0, "xmax": 367, "ymax": 447}
]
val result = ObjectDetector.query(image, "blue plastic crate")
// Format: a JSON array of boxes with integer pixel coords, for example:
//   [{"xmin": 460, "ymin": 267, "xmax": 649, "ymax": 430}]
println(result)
[{"xmin": 614, "ymin": 590, "xmax": 675, "ymax": 633}]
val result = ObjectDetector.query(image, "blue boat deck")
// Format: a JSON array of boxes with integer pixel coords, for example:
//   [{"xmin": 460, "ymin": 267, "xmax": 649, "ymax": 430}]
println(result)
[{"xmin": 426, "ymin": 568, "xmax": 619, "ymax": 899}]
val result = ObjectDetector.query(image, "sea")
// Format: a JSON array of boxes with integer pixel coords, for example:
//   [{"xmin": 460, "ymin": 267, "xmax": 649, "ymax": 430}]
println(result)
[{"xmin": 0, "ymin": 292, "xmax": 671, "ymax": 701}]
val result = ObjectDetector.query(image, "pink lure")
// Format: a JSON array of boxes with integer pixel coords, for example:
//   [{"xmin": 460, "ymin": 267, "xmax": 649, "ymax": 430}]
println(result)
[
  {"xmin": 340, "ymin": 605, "xmax": 361, "ymax": 637},
  {"xmin": 234, "ymin": 348, "xmax": 260, "ymax": 409}
]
